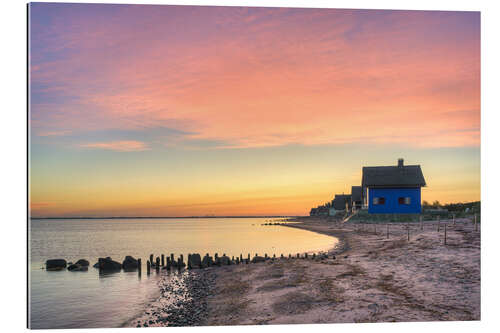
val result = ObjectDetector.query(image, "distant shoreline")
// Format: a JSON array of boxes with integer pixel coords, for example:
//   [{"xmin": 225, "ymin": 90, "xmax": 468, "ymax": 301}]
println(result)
[{"xmin": 29, "ymin": 216, "xmax": 303, "ymax": 220}]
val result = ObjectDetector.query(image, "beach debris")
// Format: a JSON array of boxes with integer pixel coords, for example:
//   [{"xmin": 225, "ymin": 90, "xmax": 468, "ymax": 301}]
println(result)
[
  {"xmin": 122, "ymin": 256, "xmax": 139, "ymax": 271},
  {"xmin": 45, "ymin": 259, "xmax": 67, "ymax": 271},
  {"xmin": 97, "ymin": 257, "xmax": 122, "ymax": 271}
]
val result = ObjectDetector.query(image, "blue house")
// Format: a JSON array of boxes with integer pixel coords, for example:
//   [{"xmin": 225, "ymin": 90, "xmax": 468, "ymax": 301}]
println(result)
[{"xmin": 362, "ymin": 159, "xmax": 426, "ymax": 214}]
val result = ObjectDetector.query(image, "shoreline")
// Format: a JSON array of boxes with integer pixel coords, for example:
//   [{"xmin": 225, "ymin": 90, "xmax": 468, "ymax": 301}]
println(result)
[
  {"xmin": 199, "ymin": 216, "xmax": 480, "ymax": 325},
  {"xmin": 129, "ymin": 215, "xmax": 480, "ymax": 326}
]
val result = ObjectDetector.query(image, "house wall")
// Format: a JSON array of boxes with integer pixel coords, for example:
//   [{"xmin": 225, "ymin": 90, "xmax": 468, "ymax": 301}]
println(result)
[{"xmin": 368, "ymin": 187, "xmax": 421, "ymax": 214}]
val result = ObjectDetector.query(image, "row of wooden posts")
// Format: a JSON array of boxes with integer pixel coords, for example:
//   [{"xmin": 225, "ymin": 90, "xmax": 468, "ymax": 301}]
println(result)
[
  {"xmin": 137, "ymin": 251, "xmax": 326, "ymax": 275},
  {"xmin": 356, "ymin": 213, "xmax": 479, "ymax": 245}
]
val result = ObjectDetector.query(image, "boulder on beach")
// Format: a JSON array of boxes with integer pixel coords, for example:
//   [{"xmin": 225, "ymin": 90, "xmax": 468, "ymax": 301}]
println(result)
[
  {"xmin": 251, "ymin": 256, "xmax": 266, "ymax": 263},
  {"xmin": 67, "ymin": 263, "xmax": 88, "ymax": 272},
  {"xmin": 216, "ymin": 255, "xmax": 231, "ymax": 266},
  {"xmin": 46, "ymin": 259, "xmax": 67, "ymax": 271},
  {"xmin": 201, "ymin": 255, "xmax": 213, "ymax": 268},
  {"xmin": 75, "ymin": 259, "xmax": 89, "ymax": 267},
  {"xmin": 97, "ymin": 257, "xmax": 122, "ymax": 271},
  {"xmin": 122, "ymin": 256, "xmax": 139, "ymax": 271},
  {"xmin": 189, "ymin": 253, "xmax": 202, "ymax": 269}
]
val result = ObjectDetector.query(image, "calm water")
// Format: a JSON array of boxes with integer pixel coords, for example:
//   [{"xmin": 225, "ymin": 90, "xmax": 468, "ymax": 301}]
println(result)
[{"xmin": 29, "ymin": 217, "xmax": 338, "ymax": 329}]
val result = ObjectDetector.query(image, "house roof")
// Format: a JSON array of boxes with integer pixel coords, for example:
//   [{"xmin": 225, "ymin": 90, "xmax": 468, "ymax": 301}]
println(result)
[
  {"xmin": 333, "ymin": 194, "xmax": 352, "ymax": 210},
  {"xmin": 351, "ymin": 186, "xmax": 362, "ymax": 201},
  {"xmin": 362, "ymin": 162, "xmax": 426, "ymax": 188}
]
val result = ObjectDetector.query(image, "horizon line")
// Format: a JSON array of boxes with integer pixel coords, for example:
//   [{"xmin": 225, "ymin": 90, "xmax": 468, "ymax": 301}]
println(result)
[{"xmin": 29, "ymin": 215, "xmax": 301, "ymax": 220}]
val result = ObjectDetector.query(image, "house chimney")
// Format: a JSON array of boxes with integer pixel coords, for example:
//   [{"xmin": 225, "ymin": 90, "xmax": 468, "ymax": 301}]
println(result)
[{"xmin": 398, "ymin": 158, "xmax": 404, "ymax": 167}]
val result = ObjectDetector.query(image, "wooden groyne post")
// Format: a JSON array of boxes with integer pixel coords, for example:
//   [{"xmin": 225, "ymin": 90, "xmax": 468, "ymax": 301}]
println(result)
[
  {"xmin": 386, "ymin": 224, "xmax": 389, "ymax": 239},
  {"xmin": 407, "ymin": 225, "xmax": 410, "ymax": 242},
  {"xmin": 437, "ymin": 216, "xmax": 441, "ymax": 232},
  {"xmin": 474, "ymin": 214, "xmax": 478, "ymax": 231},
  {"xmin": 444, "ymin": 224, "xmax": 447, "ymax": 245},
  {"xmin": 149, "ymin": 254, "xmax": 154, "ymax": 267},
  {"xmin": 138, "ymin": 258, "xmax": 142, "ymax": 274},
  {"xmin": 453, "ymin": 213, "xmax": 456, "ymax": 226},
  {"xmin": 146, "ymin": 260, "xmax": 151, "ymax": 275},
  {"xmin": 161, "ymin": 254, "xmax": 165, "ymax": 267},
  {"xmin": 420, "ymin": 215, "xmax": 423, "ymax": 231},
  {"xmin": 155, "ymin": 257, "xmax": 160, "ymax": 272}
]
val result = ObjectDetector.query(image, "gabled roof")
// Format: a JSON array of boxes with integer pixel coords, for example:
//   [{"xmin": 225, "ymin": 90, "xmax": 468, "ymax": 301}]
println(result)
[
  {"xmin": 351, "ymin": 186, "xmax": 362, "ymax": 201},
  {"xmin": 333, "ymin": 194, "xmax": 352, "ymax": 210},
  {"xmin": 362, "ymin": 160, "xmax": 426, "ymax": 188}
]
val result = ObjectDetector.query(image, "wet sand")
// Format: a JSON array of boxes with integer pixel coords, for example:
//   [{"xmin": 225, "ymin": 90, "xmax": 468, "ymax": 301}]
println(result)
[{"xmin": 201, "ymin": 216, "xmax": 480, "ymax": 325}]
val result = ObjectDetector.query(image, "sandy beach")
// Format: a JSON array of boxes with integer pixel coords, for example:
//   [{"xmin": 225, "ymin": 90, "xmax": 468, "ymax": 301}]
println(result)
[{"xmin": 199, "ymin": 216, "xmax": 480, "ymax": 325}]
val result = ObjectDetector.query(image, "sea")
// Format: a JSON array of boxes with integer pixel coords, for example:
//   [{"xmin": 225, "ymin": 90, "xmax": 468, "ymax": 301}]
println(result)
[{"xmin": 29, "ymin": 217, "xmax": 338, "ymax": 329}]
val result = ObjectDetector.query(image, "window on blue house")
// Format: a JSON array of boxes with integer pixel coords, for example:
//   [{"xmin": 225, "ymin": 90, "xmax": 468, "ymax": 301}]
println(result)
[
  {"xmin": 373, "ymin": 197, "xmax": 385, "ymax": 205},
  {"xmin": 398, "ymin": 197, "xmax": 411, "ymax": 205}
]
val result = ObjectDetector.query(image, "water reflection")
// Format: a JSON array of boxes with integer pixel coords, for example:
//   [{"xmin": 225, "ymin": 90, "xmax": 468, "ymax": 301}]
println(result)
[{"xmin": 30, "ymin": 217, "xmax": 338, "ymax": 328}]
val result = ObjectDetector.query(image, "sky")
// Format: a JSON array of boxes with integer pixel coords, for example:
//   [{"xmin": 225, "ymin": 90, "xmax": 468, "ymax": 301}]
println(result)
[{"xmin": 29, "ymin": 3, "xmax": 480, "ymax": 217}]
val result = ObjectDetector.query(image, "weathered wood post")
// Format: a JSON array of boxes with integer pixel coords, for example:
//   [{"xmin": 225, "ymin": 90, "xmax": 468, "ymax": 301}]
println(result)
[
  {"xmin": 312, "ymin": 253, "xmax": 316, "ymax": 259},
  {"xmin": 407, "ymin": 225, "xmax": 410, "ymax": 242},
  {"xmin": 444, "ymin": 224, "xmax": 447, "ymax": 245},
  {"xmin": 437, "ymin": 216, "xmax": 440, "ymax": 232},
  {"xmin": 138, "ymin": 258, "xmax": 142, "ymax": 274},
  {"xmin": 289, "ymin": 254, "xmax": 291, "ymax": 259},
  {"xmin": 248, "ymin": 254, "xmax": 250, "ymax": 261},
  {"xmin": 265, "ymin": 253, "xmax": 268, "ymax": 259},
  {"xmin": 150, "ymin": 254, "xmax": 154, "ymax": 267},
  {"xmin": 474, "ymin": 214, "xmax": 478, "ymax": 231},
  {"xmin": 161, "ymin": 254, "xmax": 165, "ymax": 267},
  {"xmin": 297, "ymin": 253, "xmax": 300, "ymax": 259},
  {"xmin": 273, "ymin": 254, "xmax": 276, "ymax": 259},
  {"xmin": 453, "ymin": 213, "xmax": 456, "ymax": 226},
  {"xmin": 281, "ymin": 254, "xmax": 284, "ymax": 259},
  {"xmin": 386, "ymin": 224, "xmax": 389, "ymax": 239},
  {"xmin": 188, "ymin": 254, "xmax": 192, "ymax": 269},
  {"xmin": 170, "ymin": 253, "xmax": 174, "ymax": 264},
  {"xmin": 240, "ymin": 254, "xmax": 243, "ymax": 262},
  {"xmin": 166, "ymin": 257, "xmax": 171, "ymax": 270},
  {"xmin": 146, "ymin": 260, "xmax": 151, "ymax": 275},
  {"xmin": 420, "ymin": 215, "xmax": 423, "ymax": 231},
  {"xmin": 155, "ymin": 257, "xmax": 160, "ymax": 272},
  {"xmin": 305, "ymin": 253, "xmax": 308, "ymax": 259}
]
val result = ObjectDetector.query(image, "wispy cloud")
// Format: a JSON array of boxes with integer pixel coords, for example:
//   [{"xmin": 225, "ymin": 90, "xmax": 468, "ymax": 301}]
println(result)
[
  {"xmin": 80, "ymin": 140, "xmax": 150, "ymax": 152},
  {"xmin": 29, "ymin": 5, "xmax": 479, "ymax": 150}
]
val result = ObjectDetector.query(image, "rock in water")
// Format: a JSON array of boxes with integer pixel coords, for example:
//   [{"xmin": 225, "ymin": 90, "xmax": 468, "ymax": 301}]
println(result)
[
  {"xmin": 67, "ymin": 263, "xmax": 88, "ymax": 271},
  {"xmin": 122, "ymin": 256, "xmax": 139, "ymax": 271},
  {"xmin": 46, "ymin": 259, "xmax": 67, "ymax": 271},
  {"xmin": 75, "ymin": 259, "xmax": 89, "ymax": 267},
  {"xmin": 189, "ymin": 253, "xmax": 202, "ymax": 269},
  {"xmin": 97, "ymin": 257, "xmax": 122, "ymax": 271}
]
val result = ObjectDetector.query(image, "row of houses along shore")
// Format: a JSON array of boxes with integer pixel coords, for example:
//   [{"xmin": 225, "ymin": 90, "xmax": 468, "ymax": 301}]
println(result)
[{"xmin": 310, "ymin": 158, "xmax": 427, "ymax": 216}]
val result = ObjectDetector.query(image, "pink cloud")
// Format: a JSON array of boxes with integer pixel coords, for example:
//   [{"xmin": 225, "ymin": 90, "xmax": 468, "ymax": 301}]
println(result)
[
  {"xmin": 30, "ymin": 7, "xmax": 480, "ymax": 149},
  {"xmin": 80, "ymin": 140, "xmax": 150, "ymax": 152}
]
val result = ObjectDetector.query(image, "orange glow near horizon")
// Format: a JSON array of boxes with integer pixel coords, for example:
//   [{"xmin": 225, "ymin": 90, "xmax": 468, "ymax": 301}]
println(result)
[{"xmin": 29, "ymin": 4, "xmax": 480, "ymax": 217}]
